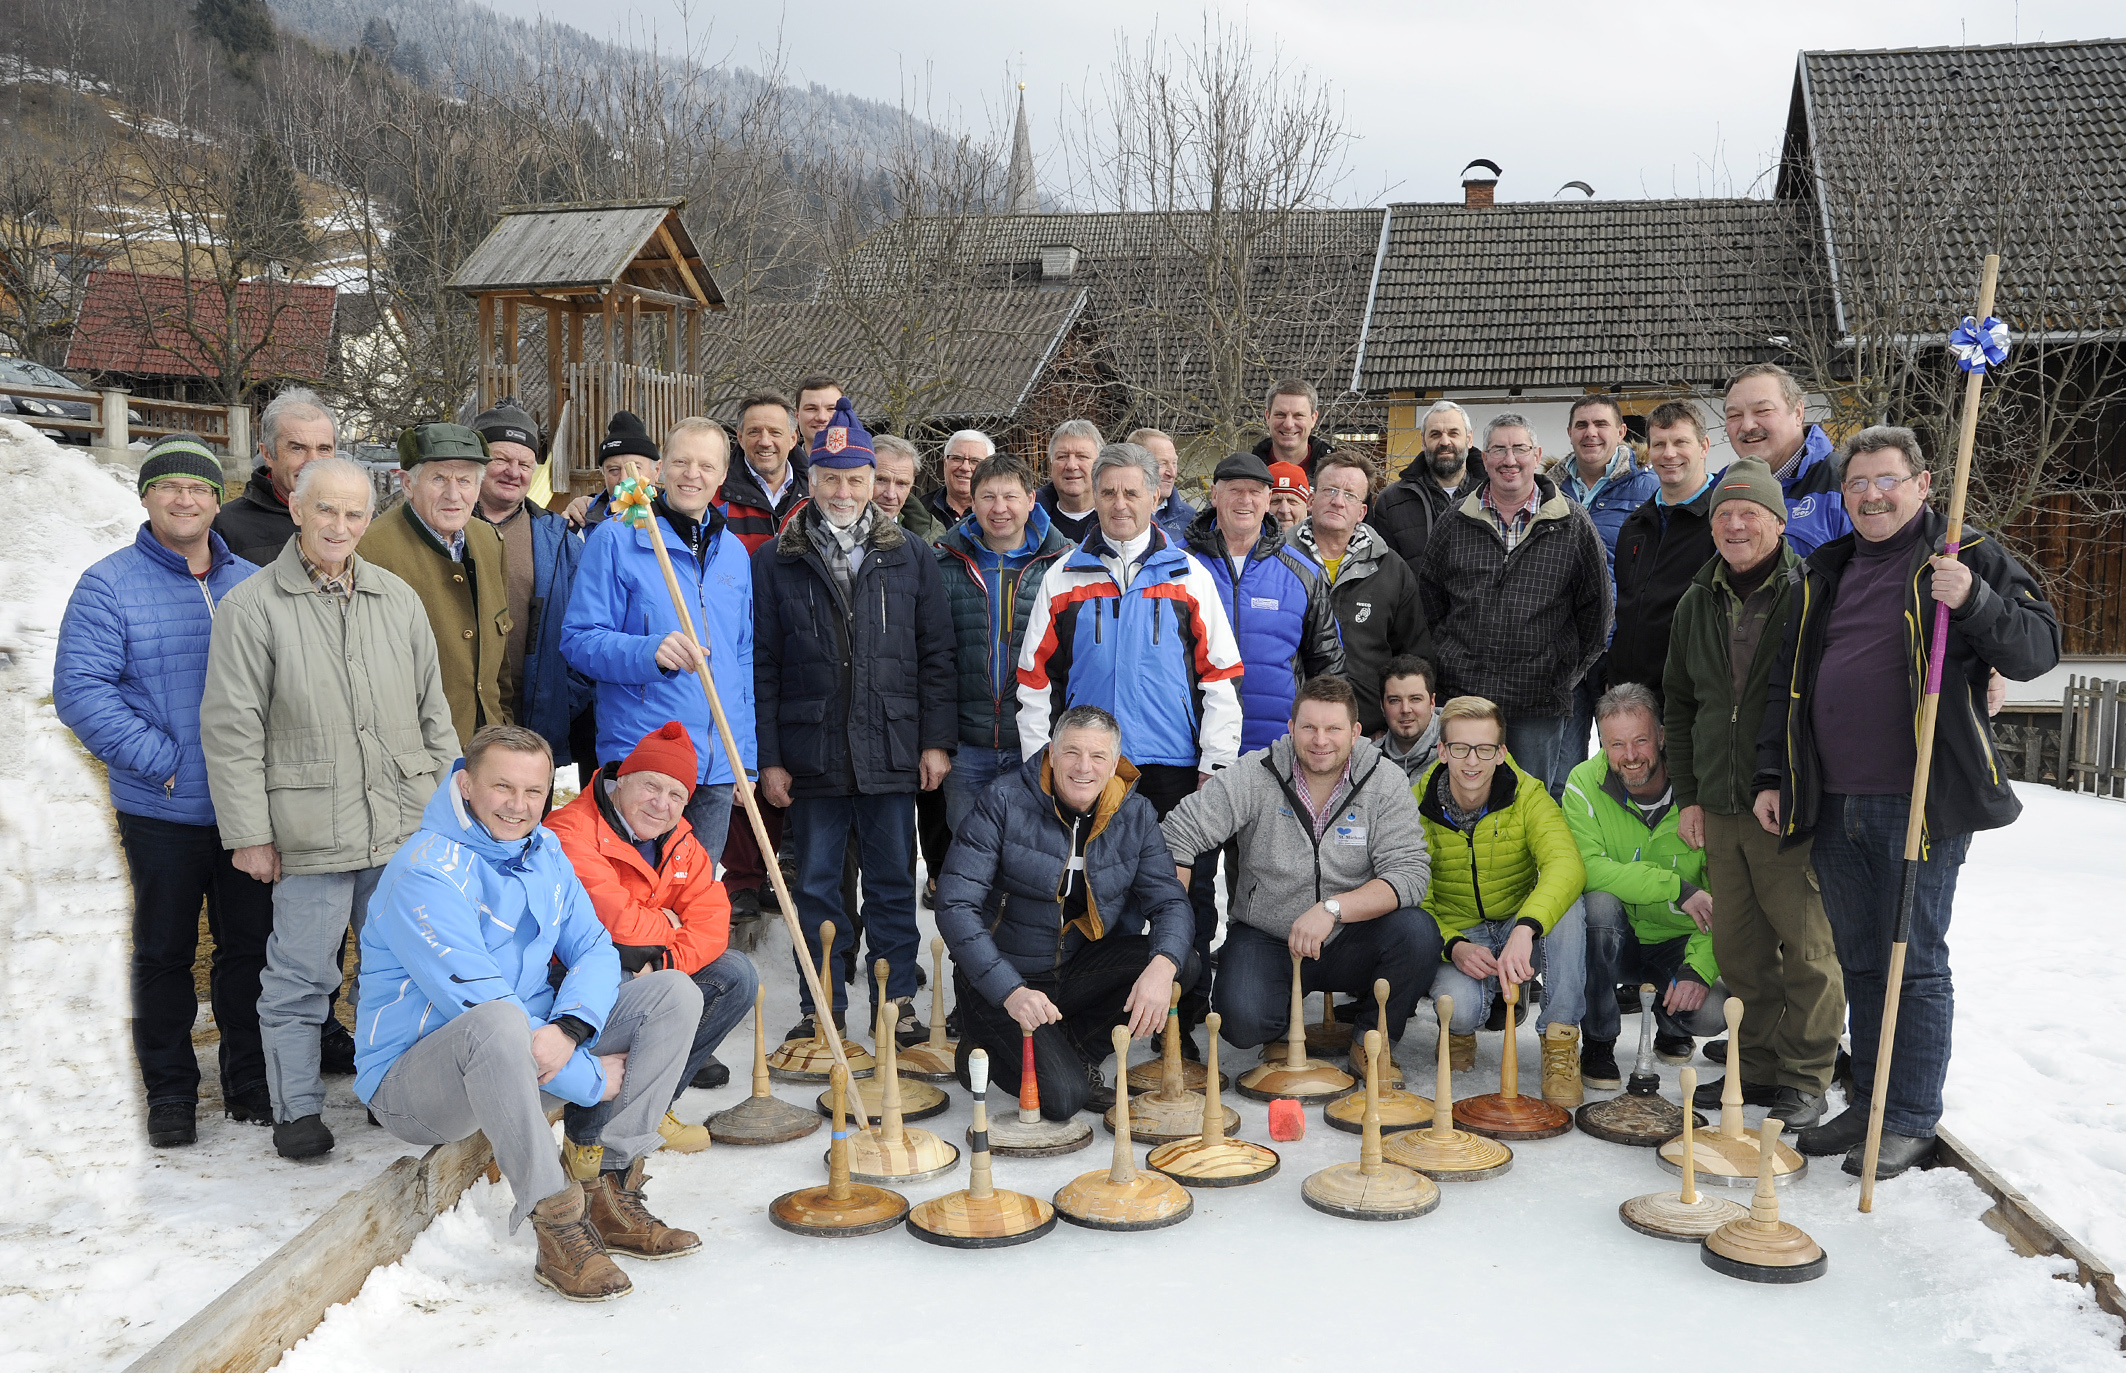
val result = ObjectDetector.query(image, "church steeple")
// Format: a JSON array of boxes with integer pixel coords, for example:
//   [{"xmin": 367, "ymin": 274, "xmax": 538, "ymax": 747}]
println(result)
[{"xmin": 1005, "ymin": 81, "xmax": 1039, "ymax": 214}]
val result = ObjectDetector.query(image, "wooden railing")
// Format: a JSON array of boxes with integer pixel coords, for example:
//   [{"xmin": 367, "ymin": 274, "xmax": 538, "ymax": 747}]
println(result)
[
  {"xmin": 4, "ymin": 383, "xmax": 251, "ymax": 463},
  {"xmin": 559, "ymin": 361, "xmax": 703, "ymax": 488},
  {"xmin": 2059, "ymin": 675, "xmax": 2126, "ymax": 798}
]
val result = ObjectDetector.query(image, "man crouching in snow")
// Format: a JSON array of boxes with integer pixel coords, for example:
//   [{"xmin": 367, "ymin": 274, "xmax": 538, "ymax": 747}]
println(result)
[{"xmin": 355, "ymin": 725, "xmax": 704, "ymax": 1302}]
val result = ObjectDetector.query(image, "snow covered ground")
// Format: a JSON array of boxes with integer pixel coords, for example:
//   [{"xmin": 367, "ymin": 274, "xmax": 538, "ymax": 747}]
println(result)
[{"xmin": 1, "ymin": 416, "xmax": 2121, "ymax": 1370}]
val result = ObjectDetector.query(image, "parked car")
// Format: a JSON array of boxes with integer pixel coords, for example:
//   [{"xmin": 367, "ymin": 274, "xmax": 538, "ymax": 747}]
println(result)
[{"xmin": 0, "ymin": 359, "xmax": 141, "ymax": 445}]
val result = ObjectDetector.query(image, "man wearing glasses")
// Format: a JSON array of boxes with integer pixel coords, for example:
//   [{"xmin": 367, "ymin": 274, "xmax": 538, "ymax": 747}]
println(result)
[
  {"xmin": 1754, "ymin": 426, "xmax": 2058, "ymax": 1177},
  {"xmin": 929, "ymin": 429, "xmax": 992, "ymax": 528},
  {"xmin": 1415, "ymin": 695, "xmax": 1589, "ymax": 1107},
  {"xmin": 1415, "ymin": 413, "xmax": 1611, "ymax": 799},
  {"xmin": 1287, "ymin": 449, "xmax": 1427, "ymax": 736}
]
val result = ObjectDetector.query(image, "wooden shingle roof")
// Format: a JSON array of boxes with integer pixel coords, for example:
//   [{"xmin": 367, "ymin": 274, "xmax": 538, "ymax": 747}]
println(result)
[
  {"xmin": 1786, "ymin": 39, "xmax": 2126, "ymax": 337},
  {"xmin": 446, "ymin": 200, "xmax": 723, "ymax": 306},
  {"xmin": 1356, "ymin": 200, "xmax": 1803, "ymax": 393}
]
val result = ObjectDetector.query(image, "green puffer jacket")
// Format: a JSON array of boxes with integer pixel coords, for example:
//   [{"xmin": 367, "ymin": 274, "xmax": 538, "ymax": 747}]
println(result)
[
  {"xmin": 1414, "ymin": 755, "xmax": 1584, "ymax": 948},
  {"xmin": 1559, "ymin": 754, "xmax": 1717, "ymax": 983},
  {"xmin": 1662, "ymin": 545, "xmax": 1799, "ymax": 816}
]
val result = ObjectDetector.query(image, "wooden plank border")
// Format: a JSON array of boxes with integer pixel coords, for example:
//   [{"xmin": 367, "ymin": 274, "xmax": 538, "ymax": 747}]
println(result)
[{"xmin": 1935, "ymin": 1127, "xmax": 2125, "ymax": 1347}]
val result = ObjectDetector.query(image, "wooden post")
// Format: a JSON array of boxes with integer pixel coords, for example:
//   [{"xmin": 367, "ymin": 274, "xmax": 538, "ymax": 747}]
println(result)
[
  {"xmin": 227, "ymin": 404, "xmax": 251, "ymax": 467},
  {"xmin": 101, "ymin": 388, "xmax": 128, "ymax": 451},
  {"xmin": 544, "ymin": 304, "xmax": 563, "ymax": 429},
  {"xmin": 476, "ymin": 295, "xmax": 495, "ymax": 409},
  {"xmin": 2060, "ymin": 677, "xmax": 2076, "ymax": 791},
  {"xmin": 502, "ymin": 299, "xmax": 519, "ymax": 381}
]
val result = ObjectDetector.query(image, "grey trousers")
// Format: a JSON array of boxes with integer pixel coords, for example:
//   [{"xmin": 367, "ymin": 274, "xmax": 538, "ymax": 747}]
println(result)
[
  {"xmin": 260, "ymin": 866, "xmax": 382, "ymax": 1123},
  {"xmin": 367, "ymin": 970, "xmax": 703, "ymax": 1231}
]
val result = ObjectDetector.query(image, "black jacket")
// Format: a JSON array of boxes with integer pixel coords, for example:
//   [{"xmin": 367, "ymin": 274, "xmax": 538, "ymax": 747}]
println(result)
[
  {"xmin": 1754, "ymin": 508, "xmax": 2061, "ymax": 843},
  {"xmin": 752, "ymin": 504, "xmax": 957, "ymax": 798},
  {"xmin": 721, "ymin": 458, "xmax": 807, "ymax": 552},
  {"xmin": 1366, "ymin": 463, "xmax": 1483, "ymax": 571},
  {"xmin": 212, "ymin": 467, "xmax": 297, "ymax": 566},
  {"xmin": 1251, "ymin": 433, "xmax": 1332, "ymax": 477},
  {"xmin": 935, "ymin": 752, "xmax": 1193, "ymax": 1008},
  {"xmin": 1605, "ymin": 480, "xmax": 1716, "ymax": 694},
  {"xmin": 1289, "ymin": 519, "xmax": 1428, "ymax": 735}
]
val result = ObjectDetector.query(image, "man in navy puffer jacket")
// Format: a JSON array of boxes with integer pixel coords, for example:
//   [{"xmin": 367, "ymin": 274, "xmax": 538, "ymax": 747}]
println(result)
[
  {"xmin": 935, "ymin": 706, "xmax": 1197, "ymax": 1117},
  {"xmin": 55, "ymin": 435, "xmax": 271, "ymax": 1147}
]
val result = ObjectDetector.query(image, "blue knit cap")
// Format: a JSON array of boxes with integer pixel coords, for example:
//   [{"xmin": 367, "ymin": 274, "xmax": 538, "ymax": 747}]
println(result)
[{"xmin": 807, "ymin": 397, "xmax": 875, "ymax": 469}]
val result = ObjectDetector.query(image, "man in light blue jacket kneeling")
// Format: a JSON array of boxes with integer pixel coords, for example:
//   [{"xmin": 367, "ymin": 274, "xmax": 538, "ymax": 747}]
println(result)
[{"xmin": 356, "ymin": 725, "xmax": 704, "ymax": 1303}]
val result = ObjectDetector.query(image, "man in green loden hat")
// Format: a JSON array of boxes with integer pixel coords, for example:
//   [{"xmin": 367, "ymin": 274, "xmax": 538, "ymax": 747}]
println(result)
[{"xmin": 359, "ymin": 422, "xmax": 515, "ymax": 750}]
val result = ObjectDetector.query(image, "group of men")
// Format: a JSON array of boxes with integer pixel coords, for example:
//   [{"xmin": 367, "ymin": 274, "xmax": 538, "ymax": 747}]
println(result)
[{"xmin": 56, "ymin": 359, "xmax": 2059, "ymax": 1302}]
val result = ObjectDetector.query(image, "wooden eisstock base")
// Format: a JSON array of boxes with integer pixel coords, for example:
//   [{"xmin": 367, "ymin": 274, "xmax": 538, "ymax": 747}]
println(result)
[
  {"xmin": 839, "ymin": 961, "xmax": 960, "ymax": 1185},
  {"xmin": 978, "ymin": 1027, "xmax": 1092, "ymax": 1158},
  {"xmin": 1701, "ymin": 1117, "xmax": 1828, "ymax": 1283},
  {"xmin": 769, "ymin": 1065, "xmax": 908, "ymax": 1238},
  {"xmin": 1110, "ymin": 984, "xmax": 1239, "ymax": 1144},
  {"xmin": 710, "ymin": 985, "xmax": 822, "ymax": 1146},
  {"xmin": 906, "ymin": 1049, "xmax": 1056, "ymax": 1249},
  {"xmin": 1580, "ymin": 983, "xmax": 1705, "ymax": 1147},
  {"xmin": 1344, "ymin": 979, "xmax": 1404, "ymax": 1088},
  {"xmin": 767, "ymin": 921, "xmax": 876, "ymax": 1084},
  {"xmin": 1657, "ymin": 998, "xmax": 1804, "ymax": 1188},
  {"xmin": 895, "ymin": 937, "xmax": 959, "ymax": 1082},
  {"xmin": 1305, "ymin": 989, "xmax": 1353, "ymax": 1055},
  {"xmin": 1620, "ymin": 1068, "xmax": 1746, "ymax": 1241},
  {"xmin": 1326, "ymin": 978, "xmax": 1430, "ymax": 1135},
  {"xmin": 1055, "ymin": 1026, "xmax": 1194, "ymax": 1232},
  {"xmin": 1147, "ymin": 1014, "xmax": 1280, "ymax": 1188},
  {"xmin": 1381, "ymin": 996, "xmax": 1513, "ymax": 1182},
  {"xmin": 1303, "ymin": 1030, "xmax": 1441, "ymax": 1222},
  {"xmin": 1236, "ymin": 953, "xmax": 1356, "ymax": 1104},
  {"xmin": 820, "ymin": 965, "xmax": 948, "ymax": 1123},
  {"xmin": 1456, "ymin": 982, "xmax": 1572, "ymax": 1140}
]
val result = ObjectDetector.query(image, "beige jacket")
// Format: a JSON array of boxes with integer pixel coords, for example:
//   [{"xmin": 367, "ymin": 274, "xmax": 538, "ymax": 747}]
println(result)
[{"xmin": 201, "ymin": 540, "xmax": 459, "ymax": 875}]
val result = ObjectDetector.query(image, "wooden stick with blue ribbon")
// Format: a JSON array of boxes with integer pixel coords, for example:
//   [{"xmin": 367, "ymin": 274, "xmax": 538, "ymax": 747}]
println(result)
[
  {"xmin": 1857, "ymin": 254, "xmax": 2004, "ymax": 1213},
  {"xmin": 609, "ymin": 459, "xmax": 866, "ymax": 1088}
]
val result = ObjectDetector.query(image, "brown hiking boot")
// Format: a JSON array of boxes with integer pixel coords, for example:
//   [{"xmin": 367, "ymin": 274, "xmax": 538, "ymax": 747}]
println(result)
[
  {"xmin": 1540, "ymin": 1024, "xmax": 1584, "ymax": 1108},
  {"xmin": 530, "ymin": 1183, "xmax": 631, "ymax": 1302},
  {"xmin": 583, "ymin": 1158, "xmax": 701, "ymax": 1260}
]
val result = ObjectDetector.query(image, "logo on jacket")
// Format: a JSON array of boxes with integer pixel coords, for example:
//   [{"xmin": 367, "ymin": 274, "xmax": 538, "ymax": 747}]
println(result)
[
  {"xmin": 1354, "ymin": 601, "xmax": 1372, "ymax": 623},
  {"xmin": 823, "ymin": 426, "xmax": 848, "ymax": 454},
  {"xmin": 1250, "ymin": 596, "xmax": 1279, "ymax": 610}
]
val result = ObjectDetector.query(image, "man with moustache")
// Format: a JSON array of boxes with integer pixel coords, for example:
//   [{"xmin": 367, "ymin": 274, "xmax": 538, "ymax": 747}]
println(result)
[
  {"xmin": 1721, "ymin": 363, "xmax": 1850, "ymax": 556},
  {"xmin": 1368, "ymin": 399, "xmax": 1486, "ymax": 569}
]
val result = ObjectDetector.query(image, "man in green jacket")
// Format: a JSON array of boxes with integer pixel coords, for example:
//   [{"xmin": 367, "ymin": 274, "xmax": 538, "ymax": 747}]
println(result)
[
  {"xmin": 359, "ymin": 423, "xmax": 514, "ymax": 751},
  {"xmin": 1563, "ymin": 683, "xmax": 1729, "ymax": 1091},
  {"xmin": 1662, "ymin": 459, "xmax": 1840, "ymax": 1130},
  {"xmin": 203, "ymin": 457, "xmax": 459, "ymax": 1160},
  {"xmin": 1416, "ymin": 695, "xmax": 1588, "ymax": 1107}
]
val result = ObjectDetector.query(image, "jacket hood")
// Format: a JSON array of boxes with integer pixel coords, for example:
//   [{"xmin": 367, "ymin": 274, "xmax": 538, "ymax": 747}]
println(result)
[
  {"xmin": 1414, "ymin": 753, "xmax": 1530, "ymax": 822},
  {"xmin": 774, "ymin": 497, "xmax": 910, "ymax": 558},
  {"xmin": 942, "ymin": 502, "xmax": 1061, "ymax": 563},
  {"xmin": 423, "ymin": 759, "xmax": 555, "ymax": 871},
  {"xmin": 1290, "ymin": 517, "xmax": 1384, "ymax": 577},
  {"xmin": 1183, "ymin": 504, "xmax": 1289, "ymax": 563},
  {"xmin": 134, "ymin": 520, "xmax": 241, "ymax": 577},
  {"xmin": 1027, "ymin": 747, "xmax": 1143, "ymax": 831},
  {"xmin": 1454, "ymin": 472, "xmax": 1573, "ymax": 527}
]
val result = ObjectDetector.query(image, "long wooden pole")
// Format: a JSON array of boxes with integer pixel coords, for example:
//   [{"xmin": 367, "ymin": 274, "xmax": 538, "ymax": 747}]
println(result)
[
  {"xmin": 1858, "ymin": 253, "xmax": 2000, "ymax": 1212},
  {"xmin": 616, "ymin": 461, "xmax": 863, "ymax": 1083}
]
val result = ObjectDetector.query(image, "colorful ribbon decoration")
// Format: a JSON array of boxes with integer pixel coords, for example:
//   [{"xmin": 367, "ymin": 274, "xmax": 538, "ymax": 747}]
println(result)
[
  {"xmin": 1949, "ymin": 314, "xmax": 2010, "ymax": 374},
  {"xmin": 609, "ymin": 474, "xmax": 657, "ymax": 526}
]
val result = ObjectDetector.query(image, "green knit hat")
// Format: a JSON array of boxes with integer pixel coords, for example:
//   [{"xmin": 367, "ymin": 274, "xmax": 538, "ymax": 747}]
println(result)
[
  {"xmin": 1710, "ymin": 458, "xmax": 1786, "ymax": 521},
  {"xmin": 137, "ymin": 433, "xmax": 224, "ymax": 497}
]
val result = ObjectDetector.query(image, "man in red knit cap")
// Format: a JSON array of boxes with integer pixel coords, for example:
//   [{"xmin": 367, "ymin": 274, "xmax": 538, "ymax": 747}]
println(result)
[{"xmin": 548, "ymin": 721, "xmax": 758, "ymax": 1156}]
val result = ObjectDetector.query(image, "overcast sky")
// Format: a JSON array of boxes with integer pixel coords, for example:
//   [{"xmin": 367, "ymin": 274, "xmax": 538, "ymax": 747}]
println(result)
[{"xmin": 481, "ymin": 0, "xmax": 2119, "ymax": 205}]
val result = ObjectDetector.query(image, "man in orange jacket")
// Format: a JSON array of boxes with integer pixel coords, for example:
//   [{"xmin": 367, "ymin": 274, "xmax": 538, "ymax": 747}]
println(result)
[{"xmin": 548, "ymin": 721, "xmax": 759, "ymax": 1155}]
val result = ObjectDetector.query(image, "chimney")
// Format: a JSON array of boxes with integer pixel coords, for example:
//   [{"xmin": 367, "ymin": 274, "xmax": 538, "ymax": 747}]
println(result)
[
  {"xmin": 1040, "ymin": 244, "xmax": 1080, "ymax": 280},
  {"xmin": 1460, "ymin": 158, "xmax": 1502, "ymax": 209}
]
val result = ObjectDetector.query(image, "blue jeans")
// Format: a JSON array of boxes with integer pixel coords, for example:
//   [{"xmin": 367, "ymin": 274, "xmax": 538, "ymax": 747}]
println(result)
[
  {"xmin": 1810, "ymin": 792, "xmax": 1968, "ymax": 1137},
  {"xmin": 566, "ymin": 949, "xmax": 757, "ymax": 1141},
  {"xmin": 1212, "ymin": 911, "xmax": 1442, "ymax": 1049},
  {"xmin": 788, "ymin": 793, "xmax": 919, "ymax": 1015},
  {"xmin": 1430, "ymin": 899, "xmax": 1588, "ymax": 1033},
  {"xmin": 1505, "ymin": 715, "xmax": 1573, "ymax": 800},
  {"xmin": 683, "ymin": 783, "xmax": 734, "ymax": 866},
  {"xmin": 942, "ymin": 745, "xmax": 1012, "ymax": 832},
  {"xmin": 1581, "ymin": 890, "xmax": 1730, "ymax": 1043}
]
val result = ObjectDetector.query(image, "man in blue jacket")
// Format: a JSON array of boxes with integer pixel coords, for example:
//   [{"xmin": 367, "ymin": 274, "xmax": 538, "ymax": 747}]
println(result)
[
  {"xmin": 756, "ymin": 398, "xmax": 956, "ymax": 1044},
  {"xmin": 56, "ymin": 434, "xmax": 269, "ymax": 1148},
  {"xmin": 937, "ymin": 706, "xmax": 1196, "ymax": 1116},
  {"xmin": 358, "ymin": 726, "xmax": 704, "ymax": 1302},
  {"xmin": 1722, "ymin": 364, "xmax": 1852, "ymax": 557},
  {"xmin": 562, "ymin": 414, "xmax": 754, "ymax": 864},
  {"xmin": 471, "ymin": 400, "xmax": 591, "ymax": 768}
]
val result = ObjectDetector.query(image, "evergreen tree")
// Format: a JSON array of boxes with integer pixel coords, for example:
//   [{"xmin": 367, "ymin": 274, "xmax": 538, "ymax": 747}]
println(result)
[
  {"xmin": 228, "ymin": 136, "xmax": 315, "ymax": 273},
  {"xmin": 192, "ymin": 0, "xmax": 275, "ymax": 60}
]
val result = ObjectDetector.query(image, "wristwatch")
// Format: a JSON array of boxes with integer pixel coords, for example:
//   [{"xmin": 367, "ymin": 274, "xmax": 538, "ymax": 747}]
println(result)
[{"xmin": 1324, "ymin": 899, "xmax": 1344, "ymax": 925}]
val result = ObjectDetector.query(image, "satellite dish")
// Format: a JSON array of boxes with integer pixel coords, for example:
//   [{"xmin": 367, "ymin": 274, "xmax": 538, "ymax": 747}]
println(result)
[{"xmin": 1556, "ymin": 181, "xmax": 1595, "ymax": 198}]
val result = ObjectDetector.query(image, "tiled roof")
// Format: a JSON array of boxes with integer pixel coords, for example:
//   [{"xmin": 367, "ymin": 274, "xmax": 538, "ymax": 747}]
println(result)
[
  {"xmin": 1356, "ymin": 200, "xmax": 1803, "ymax": 393},
  {"xmin": 694, "ymin": 289, "xmax": 1089, "ymax": 427},
  {"xmin": 65, "ymin": 270, "xmax": 337, "ymax": 381},
  {"xmin": 839, "ymin": 210, "xmax": 1386, "ymax": 423},
  {"xmin": 1788, "ymin": 40, "xmax": 2126, "ymax": 335}
]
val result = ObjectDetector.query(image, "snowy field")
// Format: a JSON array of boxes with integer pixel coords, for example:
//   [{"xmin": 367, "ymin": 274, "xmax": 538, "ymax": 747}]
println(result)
[{"xmin": 1, "ymin": 417, "xmax": 2121, "ymax": 1371}]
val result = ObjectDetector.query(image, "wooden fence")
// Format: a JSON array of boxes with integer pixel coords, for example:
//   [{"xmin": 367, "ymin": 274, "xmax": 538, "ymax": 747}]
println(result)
[
  {"xmin": 558, "ymin": 361, "xmax": 703, "ymax": 491},
  {"xmin": 2059, "ymin": 675, "xmax": 2126, "ymax": 798},
  {"xmin": 7, "ymin": 383, "xmax": 251, "ymax": 470}
]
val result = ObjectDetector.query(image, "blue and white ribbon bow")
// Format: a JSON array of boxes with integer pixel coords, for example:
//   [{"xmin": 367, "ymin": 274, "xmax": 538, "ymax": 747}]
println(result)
[{"xmin": 1949, "ymin": 315, "xmax": 2010, "ymax": 373}]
